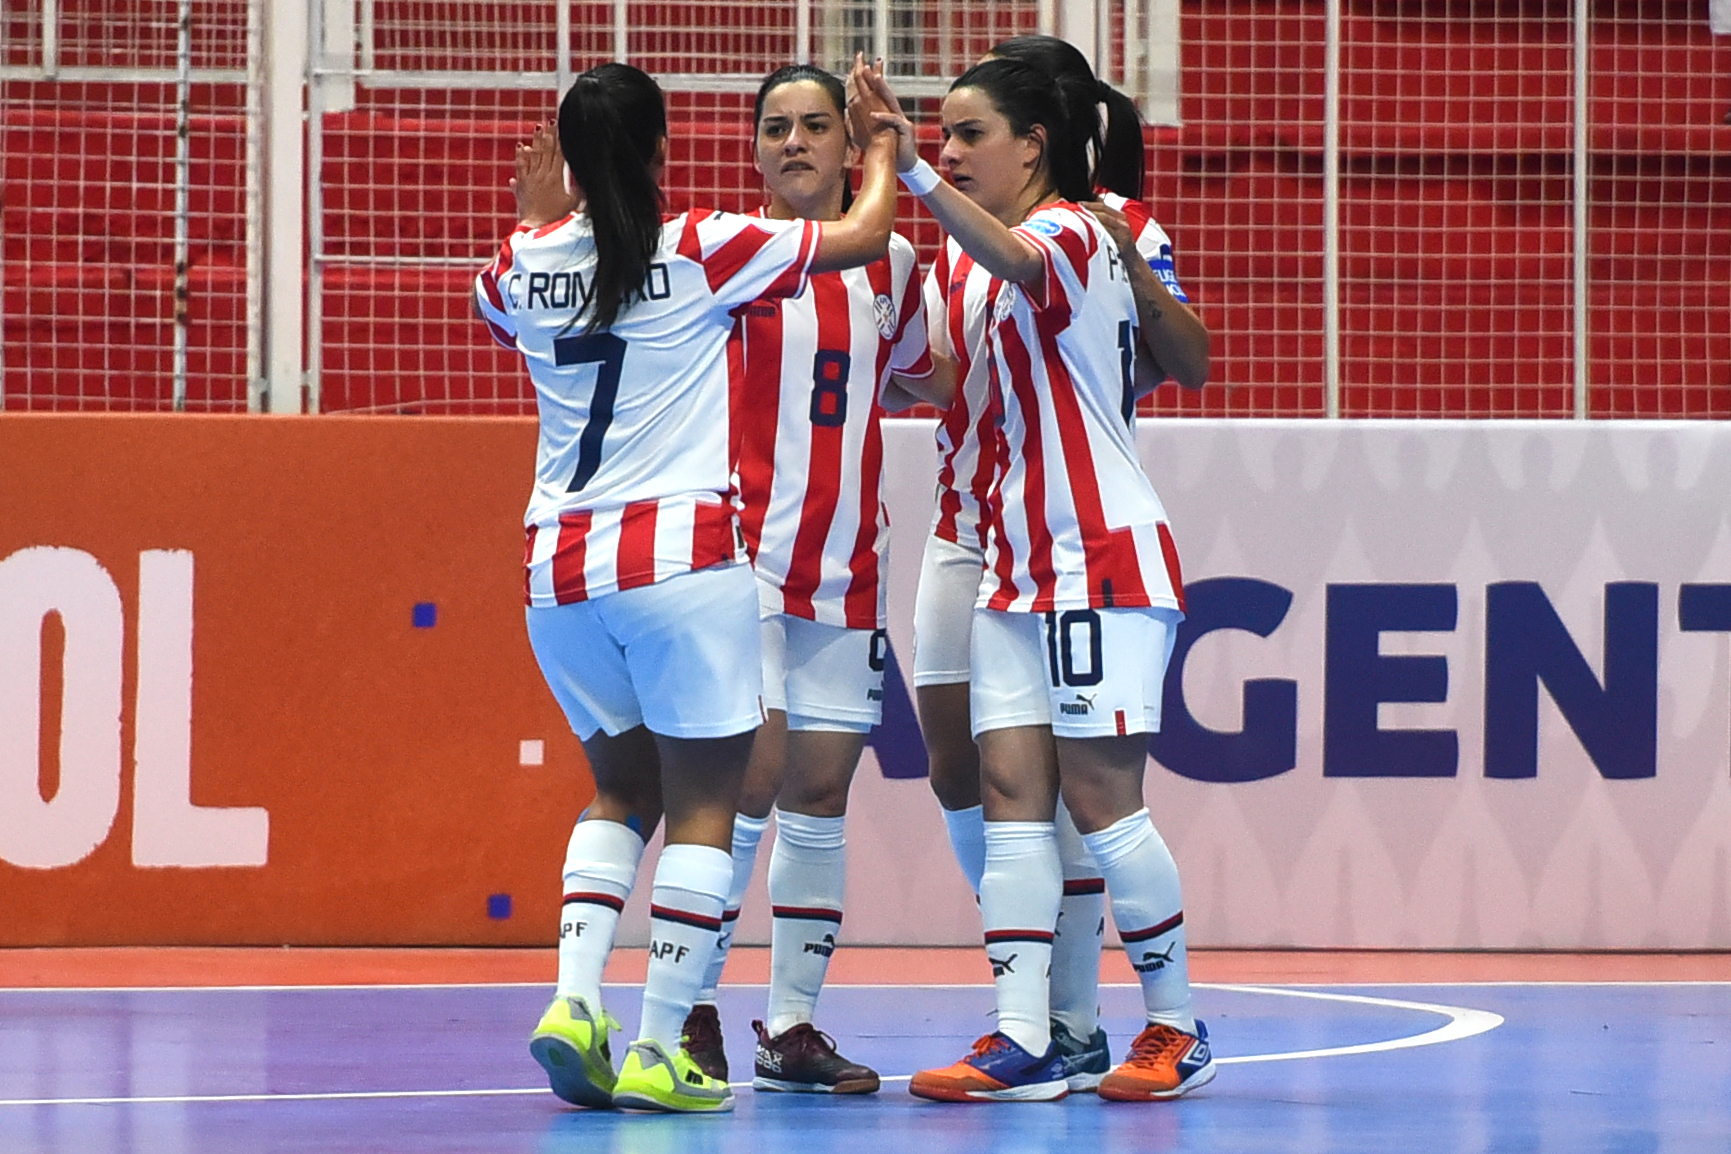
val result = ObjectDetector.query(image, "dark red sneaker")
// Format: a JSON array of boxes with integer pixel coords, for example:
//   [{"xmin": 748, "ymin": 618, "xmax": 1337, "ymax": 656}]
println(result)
[
  {"xmin": 750, "ymin": 1020, "xmax": 880, "ymax": 1094},
  {"xmin": 680, "ymin": 1002, "xmax": 728, "ymax": 1082}
]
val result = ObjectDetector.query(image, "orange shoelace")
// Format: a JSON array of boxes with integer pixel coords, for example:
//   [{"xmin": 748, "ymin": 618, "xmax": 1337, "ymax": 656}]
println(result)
[
  {"xmin": 970, "ymin": 1033, "xmax": 1012, "ymax": 1059},
  {"xmin": 1121, "ymin": 1025, "xmax": 1187, "ymax": 1070}
]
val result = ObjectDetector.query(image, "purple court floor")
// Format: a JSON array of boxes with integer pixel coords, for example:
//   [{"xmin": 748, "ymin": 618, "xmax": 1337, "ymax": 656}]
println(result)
[{"xmin": 2, "ymin": 980, "xmax": 1727, "ymax": 1153}]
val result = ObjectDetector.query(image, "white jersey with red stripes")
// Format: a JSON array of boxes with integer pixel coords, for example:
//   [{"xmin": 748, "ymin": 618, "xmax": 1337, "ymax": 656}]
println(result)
[
  {"xmin": 731, "ymin": 228, "xmax": 933, "ymax": 630},
  {"xmin": 924, "ymin": 192, "xmax": 1189, "ymax": 557},
  {"xmin": 923, "ymin": 235, "xmax": 999, "ymax": 555},
  {"xmin": 474, "ymin": 209, "xmax": 820, "ymax": 607},
  {"xmin": 975, "ymin": 200, "xmax": 1185, "ymax": 615}
]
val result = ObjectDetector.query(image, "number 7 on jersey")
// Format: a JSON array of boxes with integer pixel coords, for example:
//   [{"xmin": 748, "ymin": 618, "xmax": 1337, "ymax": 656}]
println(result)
[{"xmin": 552, "ymin": 332, "xmax": 627, "ymax": 493}]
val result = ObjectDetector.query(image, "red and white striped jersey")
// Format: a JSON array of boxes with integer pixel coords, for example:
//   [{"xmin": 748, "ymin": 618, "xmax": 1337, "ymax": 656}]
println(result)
[
  {"xmin": 731, "ymin": 230, "xmax": 933, "ymax": 629},
  {"xmin": 974, "ymin": 201, "xmax": 1185, "ymax": 615},
  {"xmin": 924, "ymin": 193, "xmax": 1189, "ymax": 557},
  {"xmin": 923, "ymin": 236, "xmax": 999, "ymax": 554},
  {"xmin": 475, "ymin": 209, "xmax": 820, "ymax": 607}
]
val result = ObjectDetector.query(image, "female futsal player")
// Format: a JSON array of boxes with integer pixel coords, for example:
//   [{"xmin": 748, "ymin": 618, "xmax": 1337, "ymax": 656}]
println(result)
[
  {"xmin": 912, "ymin": 36, "xmax": 1211, "ymax": 1092},
  {"xmin": 474, "ymin": 58, "xmax": 898, "ymax": 1114},
  {"xmin": 863, "ymin": 59, "xmax": 1214, "ymax": 1103},
  {"xmin": 677, "ymin": 62, "xmax": 948, "ymax": 1095}
]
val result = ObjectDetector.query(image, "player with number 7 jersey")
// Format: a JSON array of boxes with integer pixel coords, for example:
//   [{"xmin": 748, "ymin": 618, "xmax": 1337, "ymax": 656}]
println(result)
[
  {"xmin": 478, "ymin": 193, "xmax": 820, "ymax": 606},
  {"xmin": 475, "ymin": 60, "xmax": 907, "ymax": 1116}
]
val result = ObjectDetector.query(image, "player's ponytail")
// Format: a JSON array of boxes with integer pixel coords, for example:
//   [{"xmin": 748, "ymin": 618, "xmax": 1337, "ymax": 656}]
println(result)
[
  {"xmin": 1092, "ymin": 78, "xmax": 1146, "ymax": 201},
  {"xmin": 754, "ymin": 64, "xmax": 854, "ymax": 211},
  {"xmin": 988, "ymin": 34, "xmax": 1145, "ymax": 201},
  {"xmin": 559, "ymin": 64, "xmax": 667, "ymax": 332},
  {"xmin": 950, "ymin": 59, "xmax": 1091, "ymax": 205}
]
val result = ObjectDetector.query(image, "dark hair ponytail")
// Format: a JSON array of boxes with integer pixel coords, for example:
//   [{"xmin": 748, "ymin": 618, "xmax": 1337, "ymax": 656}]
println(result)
[
  {"xmin": 753, "ymin": 64, "xmax": 854, "ymax": 211},
  {"xmin": 558, "ymin": 63, "xmax": 667, "ymax": 332},
  {"xmin": 950, "ymin": 58, "xmax": 1091, "ymax": 205},
  {"xmin": 988, "ymin": 34, "xmax": 1145, "ymax": 200},
  {"xmin": 1091, "ymin": 78, "xmax": 1145, "ymax": 201}
]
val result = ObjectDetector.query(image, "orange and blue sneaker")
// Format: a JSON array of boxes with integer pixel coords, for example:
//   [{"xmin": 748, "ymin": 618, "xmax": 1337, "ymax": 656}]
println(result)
[
  {"xmin": 907, "ymin": 1031, "xmax": 1070, "ymax": 1102},
  {"xmin": 1098, "ymin": 1019, "xmax": 1215, "ymax": 1101}
]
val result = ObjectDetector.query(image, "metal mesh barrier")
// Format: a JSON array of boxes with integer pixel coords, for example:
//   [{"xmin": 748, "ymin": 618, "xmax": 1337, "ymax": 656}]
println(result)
[
  {"xmin": 2, "ymin": 0, "xmax": 1726, "ymax": 415},
  {"xmin": 2, "ymin": 0, "xmax": 254, "ymax": 411}
]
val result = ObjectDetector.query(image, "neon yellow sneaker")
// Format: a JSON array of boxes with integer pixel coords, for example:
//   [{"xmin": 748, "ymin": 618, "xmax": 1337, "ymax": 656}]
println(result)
[
  {"xmin": 611, "ymin": 1038, "xmax": 735, "ymax": 1113},
  {"xmin": 529, "ymin": 995, "xmax": 620, "ymax": 1109}
]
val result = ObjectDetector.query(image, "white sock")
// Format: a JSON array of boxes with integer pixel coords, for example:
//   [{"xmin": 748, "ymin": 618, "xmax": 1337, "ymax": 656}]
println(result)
[
  {"xmin": 766, "ymin": 808, "xmax": 847, "ymax": 1036},
  {"xmin": 1049, "ymin": 800, "xmax": 1105, "ymax": 1040},
  {"xmin": 1082, "ymin": 809, "xmax": 1195, "ymax": 1033},
  {"xmin": 942, "ymin": 803, "xmax": 986, "ymax": 895},
  {"xmin": 695, "ymin": 811, "xmax": 769, "ymax": 1003},
  {"xmin": 980, "ymin": 820, "xmax": 1061, "ymax": 1056},
  {"xmin": 555, "ymin": 818, "xmax": 644, "ymax": 1008},
  {"xmin": 639, "ymin": 843, "xmax": 733, "ymax": 1051}
]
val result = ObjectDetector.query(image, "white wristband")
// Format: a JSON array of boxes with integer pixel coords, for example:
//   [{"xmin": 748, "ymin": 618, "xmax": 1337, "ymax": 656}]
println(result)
[{"xmin": 898, "ymin": 159, "xmax": 941, "ymax": 197}]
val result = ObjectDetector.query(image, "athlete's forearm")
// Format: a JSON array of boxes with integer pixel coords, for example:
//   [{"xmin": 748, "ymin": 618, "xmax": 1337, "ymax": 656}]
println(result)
[
  {"xmin": 809, "ymin": 135, "xmax": 896, "ymax": 273},
  {"xmin": 914, "ymin": 182, "xmax": 1046, "ymax": 287},
  {"xmin": 1125, "ymin": 254, "xmax": 1209, "ymax": 391}
]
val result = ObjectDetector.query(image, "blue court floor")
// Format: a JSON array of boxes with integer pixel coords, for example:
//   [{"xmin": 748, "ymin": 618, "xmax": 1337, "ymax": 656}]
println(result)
[{"xmin": 1, "ymin": 981, "xmax": 1727, "ymax": 1153}]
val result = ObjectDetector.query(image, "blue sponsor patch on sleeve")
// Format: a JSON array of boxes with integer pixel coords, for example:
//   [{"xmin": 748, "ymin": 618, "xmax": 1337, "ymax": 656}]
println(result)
[
  {"xmin": 1148, "ymin": 243, "xmax": 1189, "ymax": 302},
  {"xmin": 1023, "ymin": 217, "xmax": 1064, "ymax": 237}
]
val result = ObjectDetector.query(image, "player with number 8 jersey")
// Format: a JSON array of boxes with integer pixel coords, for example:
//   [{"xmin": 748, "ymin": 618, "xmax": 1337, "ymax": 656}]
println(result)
[
  {"xmin": 678, "ymin": 64, "xmax": 948, "ymax": 1098},
  {"xmin": 732, "ymin": 228, "xmax": 931, "ymax": 628}
]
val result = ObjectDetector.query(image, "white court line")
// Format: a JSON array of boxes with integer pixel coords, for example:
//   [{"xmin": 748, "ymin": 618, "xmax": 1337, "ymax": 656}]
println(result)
[
  {"xmin": 2, "ymin": 979, "xmax": 1722, "ymax": 994},
  {"xmin": 0, "ymin": 985, "xmax": 1501, "ymax": 1108},
  {"xmin": 0, "ymin": 1088, "xmax": 547, "ymax": 1108},
  {"xmin": 1204, "ymin": 984, "xmax": 1503, "ymax": 1064}
]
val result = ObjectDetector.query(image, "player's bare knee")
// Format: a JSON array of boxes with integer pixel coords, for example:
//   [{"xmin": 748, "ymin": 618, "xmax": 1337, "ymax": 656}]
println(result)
[
  {"xmin": 927, "ymin": 749, "xmax": 982, "ymax": 810},
  {"xmin": 585, "ymin": 791, "xmax": 663, "ymax": 839},
  {"xmin": 1058, "ymin": 739, "xmax": 1149, "ymax": 832},
  {"xmin": 776, "ymin": 728, "xmax": 864, "ymax": 817},
  {"xmin": 736, "ymin": 773, "xmax": 782, "ymax": 820},
  {"xmin": 776, "ymin": 771, "xmax": 852, "ymax": 818}
]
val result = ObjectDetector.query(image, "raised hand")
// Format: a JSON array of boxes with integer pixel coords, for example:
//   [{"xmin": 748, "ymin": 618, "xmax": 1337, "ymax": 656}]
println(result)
[
  {"xmin": 510, "ymin": 121, "xmax": 578, "ymax": 228},
  {"xmin": 844, "ymin": 54, "xmax": 876, "ymax": 151},
  {"xmin": 856, "ymin": 56, "xmax": 919, "ymax": 173}
]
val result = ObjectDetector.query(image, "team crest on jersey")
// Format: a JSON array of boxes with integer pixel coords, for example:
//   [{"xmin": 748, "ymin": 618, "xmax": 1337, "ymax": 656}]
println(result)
[
  {"xmin": 873, "ymin": 293, "xmax": 896, "ymax": 340},
  {"xmin": 992, "ymin": 285, "xmax": 1018, "ymax": 323}
]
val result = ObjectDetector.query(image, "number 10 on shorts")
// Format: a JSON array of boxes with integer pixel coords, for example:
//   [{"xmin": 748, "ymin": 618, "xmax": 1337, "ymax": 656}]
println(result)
[{"xmin": 1044, "ymin": 609, "xmax": 1103, "ymax": 688}]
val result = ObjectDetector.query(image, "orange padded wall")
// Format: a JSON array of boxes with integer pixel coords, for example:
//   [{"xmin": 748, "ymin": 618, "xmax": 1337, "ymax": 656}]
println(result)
[{"xmin": 0, "ymin": 414, "xmax": 593, "ymax": 945}]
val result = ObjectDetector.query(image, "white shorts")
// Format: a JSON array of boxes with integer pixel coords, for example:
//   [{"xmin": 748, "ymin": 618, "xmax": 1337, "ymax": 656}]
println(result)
[
  {"xmin": 760, "ymin": 608, "xmax": 885, "ymax": 734},
  {"xmin": 526, "ymin": 563, "xmax": 763, "ymax": 742},
  {"xmin": 912, "ymin": 533, "xmax": 985, "ymax": 688},
  {"xmin": 969, "ymin": 605, "xmax": 1182, "ymax": 739}
]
